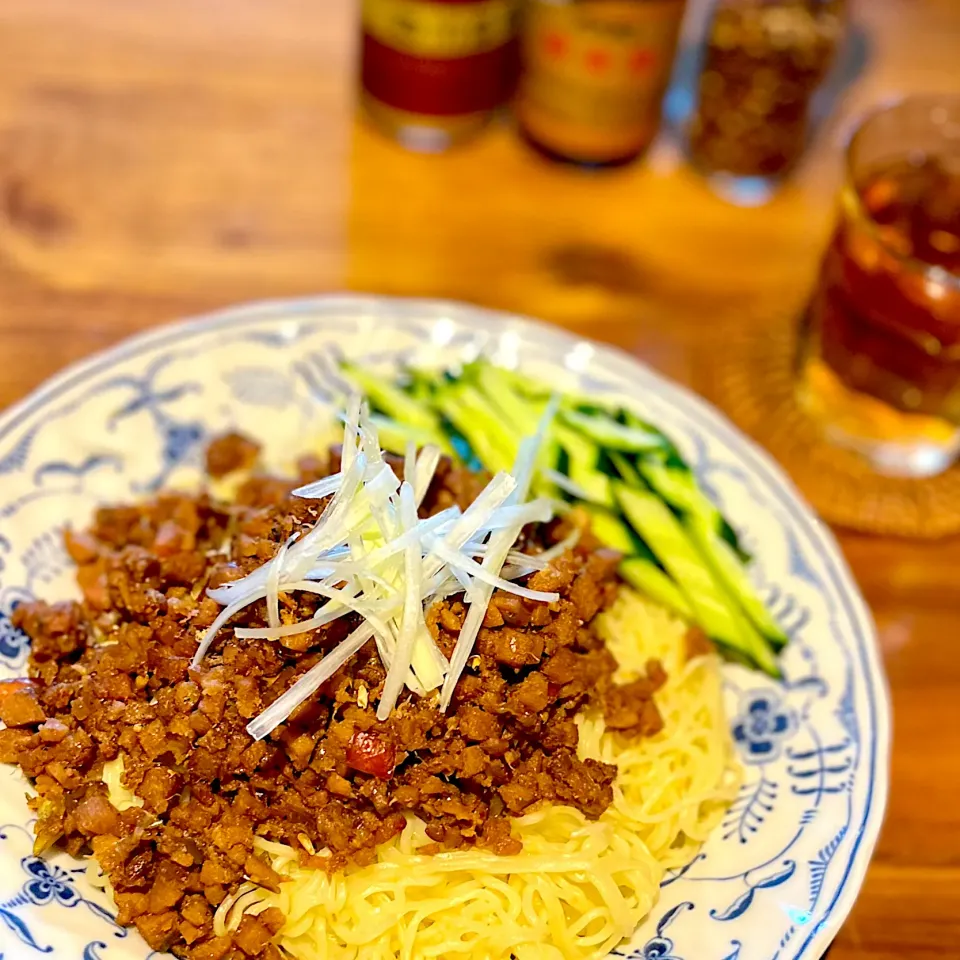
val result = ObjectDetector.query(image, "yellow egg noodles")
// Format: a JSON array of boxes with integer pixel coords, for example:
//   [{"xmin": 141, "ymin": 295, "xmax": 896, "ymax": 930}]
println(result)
[{"xmin": 210, "ymin": 590, "xmax": 740, "ymax": 960}]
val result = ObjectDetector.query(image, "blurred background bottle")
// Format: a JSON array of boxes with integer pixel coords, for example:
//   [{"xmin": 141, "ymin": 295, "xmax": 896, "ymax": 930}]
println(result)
[
  {"xmin": 516, "ymin": 0, "xmax": 688, "ymax": 168},
  {"xmin": 360, "ymin": 0, "xmax": 521, "ymax": 151},
  {"xmin": 687, "ymin": 0, "xmax": 847, "ymax": 203}
]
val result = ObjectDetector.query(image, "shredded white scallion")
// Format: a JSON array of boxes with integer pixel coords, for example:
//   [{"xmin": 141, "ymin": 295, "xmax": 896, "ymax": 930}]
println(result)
[
  {"xmin": 439, "ymin": 398, "xmax": 558, "ymax": 711},
  {"xmin": 540, "ymin": 467, "xmax": 592, "ymax": 501},
  {"xmin": 195, "ymin": 397, "xmax": 557, "ymax": 737},
  {"xmin": 412, "ymin": 445, "xmax": 441, "ymax": 506},
  {"xmin": 424, "ymin": 538, "xmax": 560, "ymax": 605},
  {"xmin": 377, "ymin": 483, "xmax": 426, "ymax": 720},
  {"xmin": 266, "ymin": 535, "xmax": 296, "ymax": 630},
  {"xmin": 290, "ymin": 473, "xmax": 342, "ymax": 500},
  {"xmin": 246, "ymin": 623, "xmax": 376, "ymax": 741}
]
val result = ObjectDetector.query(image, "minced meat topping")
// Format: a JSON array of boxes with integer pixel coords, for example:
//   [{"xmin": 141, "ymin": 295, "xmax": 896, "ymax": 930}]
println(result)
[{"xmin": 1, "ymin": 435, "xmax": 667, "ymax": 959}]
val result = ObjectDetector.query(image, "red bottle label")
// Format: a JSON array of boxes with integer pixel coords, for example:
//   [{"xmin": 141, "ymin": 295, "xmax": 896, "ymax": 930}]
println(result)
[{"xmin": 361, "ymin": 0, "xmax": 519, "ymax": 118}]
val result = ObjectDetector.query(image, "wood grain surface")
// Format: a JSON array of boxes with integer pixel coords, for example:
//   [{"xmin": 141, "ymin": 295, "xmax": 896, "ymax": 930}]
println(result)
[{"xmin": 1, "ymin": 0, "xmax": 959, "ymax": 956}]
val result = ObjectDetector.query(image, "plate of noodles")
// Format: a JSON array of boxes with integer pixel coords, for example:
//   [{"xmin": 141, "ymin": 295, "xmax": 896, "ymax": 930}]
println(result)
[{"xmin": 0, "ymin": 296, "xmax": 888, "ymax": 960}]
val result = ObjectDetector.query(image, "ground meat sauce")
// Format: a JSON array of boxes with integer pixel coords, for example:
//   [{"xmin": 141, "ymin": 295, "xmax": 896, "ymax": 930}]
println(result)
[
  {"xmin": 3, "ymin": 434, "xmax": 668, "ymax": 959},
  {"xmin": 205, "ymin": 431, "xmax": 262, "ymax": 480}
]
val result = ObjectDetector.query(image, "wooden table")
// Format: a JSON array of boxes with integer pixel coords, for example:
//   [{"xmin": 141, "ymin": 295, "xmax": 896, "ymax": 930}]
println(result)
[{"xmin": 1, "ymin": 1, "xmax": 959, "ymax": 956}]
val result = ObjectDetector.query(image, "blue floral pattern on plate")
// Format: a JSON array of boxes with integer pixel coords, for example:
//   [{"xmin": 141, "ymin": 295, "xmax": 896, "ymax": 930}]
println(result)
[
  {"xmin": 0, "ymin": 296, "xmax": 889, "ymax": 960},
  {"xmin": 0, "ymin": 822, "xmax": 126, "ymax": 956},
  {"xmin": 732, "ymin": 690, "xmax": 797, "ymax": 764}
]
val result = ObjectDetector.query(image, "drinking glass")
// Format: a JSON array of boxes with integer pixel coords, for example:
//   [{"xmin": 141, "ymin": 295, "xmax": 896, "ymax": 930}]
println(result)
[{"xmin": 797, "ymin": 94, "xmax": 960, "ymax": 477}]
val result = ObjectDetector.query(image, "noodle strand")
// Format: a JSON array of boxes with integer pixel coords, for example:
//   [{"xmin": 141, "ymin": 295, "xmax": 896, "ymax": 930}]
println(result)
[{"xmin": 208, "ymin": 591, "xmax": 739, "ymax": 960}]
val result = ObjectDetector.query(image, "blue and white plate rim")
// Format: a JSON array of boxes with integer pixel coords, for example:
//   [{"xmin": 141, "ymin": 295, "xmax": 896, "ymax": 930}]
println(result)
[{"xmin": 0, "ymin": 294, "xmax": 890, "ymax": 960}]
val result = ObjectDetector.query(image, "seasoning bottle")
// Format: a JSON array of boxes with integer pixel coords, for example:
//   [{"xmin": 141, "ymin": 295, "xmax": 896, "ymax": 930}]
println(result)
[
  {"xmin": 687, "ymin": 0, "xmax": 846, "ymax": 202},
  {"xmin": 360, "ymin": 0, "xmax": 521, "ymax": 152},
  {"xmin": 516, "ymin": 0, "xmax": 688, "ymax": 168}
]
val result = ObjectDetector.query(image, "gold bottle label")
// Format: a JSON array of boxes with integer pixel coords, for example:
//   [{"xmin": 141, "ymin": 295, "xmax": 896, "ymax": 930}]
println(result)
[
  {"xmin": 518, "ymin": 0, "xmax": 685, "ymax": 163},
  {"xmin": 363, "ymin": 0, "xmax": 517, "ymax": 59}
]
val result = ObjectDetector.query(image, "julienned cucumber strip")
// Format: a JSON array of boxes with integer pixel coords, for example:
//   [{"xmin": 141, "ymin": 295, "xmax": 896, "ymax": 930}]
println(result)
[
  {"xmin": 615, "ymin": 483, "xmax": 780, "ymax": 676},
  {"xmin": 581, "ymin": 505, "xmax": 638, "ymax": 553},
  {"xmin": 552, "ymin": 423, "xmax": 597, "ymax": 464},
  {"xmin": 619, "ymin": 410, "xmax": 683, "ymax": 458},
  {"xmin": 636, "ymin": 459, "xmax": 751, "ymax": 563},
  {"xmin": 606, "ymin": 450, "xmax": 641, "ymax": 486},
  {"xmin": 370, "ymin": 415, "xmax": 452, "ymax": 458},
  {"xmin": 341, "ymin": 358, "xmax": 782, "ymax": 675},
  {"xmin": 466, "ymin": 364, "xmax": 563, "ymax": 484},
  {"xmin": 434, "ymin": 387, "xmax": 517, "ymax": 474},
  {"xmin": 341, "ymin": 363, "xmax": 440, "ymax": 434},
  {"xmin": 726, "ymin": 599, "xmax": 781, "ymax": 677},
  {"xmin": 685, "ymin": 516, "xmax": 789, "ymax": 651},
  {"xmin": 614, "ymin": 484, "xmax": 740, "ymax": 645},
  {"xmin": 581, "ymin": 507, "xmax": 692, "ymax": 619},
  {"xmin": 551, "ymin": 424, "xmax": 615, "ymax": 507},
  {"xmin": 560, "ymin": 409, "xmax": 669, "ymax": 453},
  {"xmin": 581, "ymin": 505, "xmax": 660, "ymax": 566},
  {"xmin": 567, "ymin": 463, "xmax": 615, "ymax": 508},
  {"xmin": 469, "ymin": 364, "xmax": 545, "ymax": 436},
  {"xmin": 606, "ymin": 455, "xmax": 777, "ymax": 647},
  {"xmin": 636, "ymin": 460, "xmax": 719, "ymax": 529},
  {"xmin": 619, "ymin": 419, "xmax": 750, "ymax": 561},
  {"xmin": 619, "ymin": 558, "xmax": 695, "ymax": 620},
  {"xmin": 466, "ymin": 362, "xmax": 550, "ymax": 401},
  {"xmin": 456, "ymin": 385, "xmax": 521, "ymax": 463},
  {"xmin": 402, "ymin": 366, "xmax": 456, "ymax": 402}
]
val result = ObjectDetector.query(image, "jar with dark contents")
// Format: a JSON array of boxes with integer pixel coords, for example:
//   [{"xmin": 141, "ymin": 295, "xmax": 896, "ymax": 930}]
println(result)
[
  {"xmin": 687, "ymin": 0, "xmax": 846, "ymax": 202},
  {"xmin": 360, "ymin": 0, "xmax": 521, "ymax": 152}
]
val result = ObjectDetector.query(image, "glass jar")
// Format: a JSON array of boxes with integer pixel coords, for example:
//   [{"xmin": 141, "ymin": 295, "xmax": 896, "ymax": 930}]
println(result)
[
  {"xmin": 516, "ymin": 0, "xmax": 688, "ymax": 168},
  {"xmin": 687, "ymin": 0, "xmax": 846, "ymax": 202},
  {"xmin": 360, "ymin": 0, "xmax": 521, "ymax": 152}
]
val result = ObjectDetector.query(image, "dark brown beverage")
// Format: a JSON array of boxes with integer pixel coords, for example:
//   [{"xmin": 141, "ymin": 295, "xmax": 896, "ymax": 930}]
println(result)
[
  {"xmin": 810, "ymin": 156, "xmax": 960, "ymax": 419},
  {"xmin": 798, "ymin": 96, "xmax": 960, "ymax": 476}
]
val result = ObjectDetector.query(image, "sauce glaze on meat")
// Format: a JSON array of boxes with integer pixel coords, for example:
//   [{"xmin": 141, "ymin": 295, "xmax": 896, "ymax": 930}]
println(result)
[{"xmin": 1, "ymin": 436, "xmax": 667, "ymax": 959}]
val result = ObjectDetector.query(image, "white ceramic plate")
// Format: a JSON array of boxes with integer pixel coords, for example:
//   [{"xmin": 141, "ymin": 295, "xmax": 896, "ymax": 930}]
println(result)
[{"xmin": 0, "ymin": 296, "xmax": 889, "ymax": 960}]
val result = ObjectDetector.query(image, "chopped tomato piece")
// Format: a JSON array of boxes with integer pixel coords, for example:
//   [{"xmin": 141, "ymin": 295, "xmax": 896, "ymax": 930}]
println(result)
[{"xmin": 345, "ymin": 730, "xmax": 396, "ymax": 779}]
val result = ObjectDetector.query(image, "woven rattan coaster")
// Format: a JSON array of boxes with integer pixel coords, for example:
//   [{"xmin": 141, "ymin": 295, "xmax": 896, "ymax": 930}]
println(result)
[{"xmin": 698, "ymin": 321, "xmax": 960, "ymax": 539}]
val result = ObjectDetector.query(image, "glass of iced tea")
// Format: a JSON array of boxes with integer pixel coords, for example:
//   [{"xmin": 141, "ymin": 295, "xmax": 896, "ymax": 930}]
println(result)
[{"xmin": 797, "ymin": 95, "xmax": 960, "ymax": 477}]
